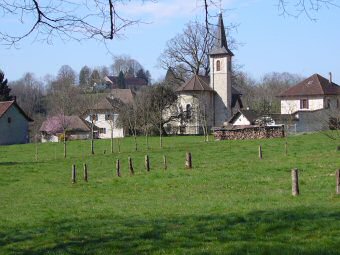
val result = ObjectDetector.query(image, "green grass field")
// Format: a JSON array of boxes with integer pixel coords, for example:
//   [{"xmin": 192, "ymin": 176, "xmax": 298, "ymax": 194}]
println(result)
[{"xmin": 1, "ymin": 133, "xmax": 340, "ymax": 254}]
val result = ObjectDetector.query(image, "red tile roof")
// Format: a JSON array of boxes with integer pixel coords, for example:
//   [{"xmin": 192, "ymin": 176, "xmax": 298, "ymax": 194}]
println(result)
[
  {"xmin": 279, "ymin": 73, "xmax": 340, "ymax": 97},
  {"xmin": 106, "ymin": 76, "xmax": 148, "ymax": 88},
  {"xmin": 0, "ymin": 100, "xmax": 33, "ymax": 121}
]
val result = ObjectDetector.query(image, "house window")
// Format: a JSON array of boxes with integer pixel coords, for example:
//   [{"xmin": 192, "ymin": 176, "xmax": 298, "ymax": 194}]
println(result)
[
  {"xmin": 99, "ymin": 128, "xmax": 106, "ymax": 134},
  {"xmin": 90, "ymin": 114, "xmax": 98, "ymax": 121},
  {"xmin": 105, "ymin": 114, "xmax": 112, "ymax": 120},
  {"xmin": 7, "ymin": 117, "xmax": 11, "ymax": 123},
  {"xmin": 300, "ymin": 99, "xmax": 309, "ymax": 109},
  {"xmin": 186, "ymin": 104, "xmax": 192, "ymax": 119},
  {"xmin": 216, "ymin": 60, "xmax": 221, "ymax": 71}
]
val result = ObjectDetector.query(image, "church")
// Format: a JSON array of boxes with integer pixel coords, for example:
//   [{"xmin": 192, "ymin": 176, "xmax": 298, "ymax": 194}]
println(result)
[{"xmin": 168, "ymin": 14, "xmax": 243, "ymax": 135}]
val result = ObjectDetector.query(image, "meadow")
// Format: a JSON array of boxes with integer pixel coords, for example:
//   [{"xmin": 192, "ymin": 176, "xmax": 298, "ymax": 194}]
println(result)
[{"xmin": 1, "ymin": 133, "xmax": 340, "ymax": 254}]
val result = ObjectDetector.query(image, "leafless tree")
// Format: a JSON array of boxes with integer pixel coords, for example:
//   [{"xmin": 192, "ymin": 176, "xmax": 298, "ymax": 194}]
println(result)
[
  {"xmin": 0, "ymin": 0, "xmax": 149, "ymax": 45},
  {"xmin": 111, "ymin": 55, "xmax": 143, "ymax": 77}
]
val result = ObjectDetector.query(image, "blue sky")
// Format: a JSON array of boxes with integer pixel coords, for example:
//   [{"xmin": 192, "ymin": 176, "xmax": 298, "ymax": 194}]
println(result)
[{"xmin": 1, "ymin": 0, "xmax": 339, "ymax": 83}]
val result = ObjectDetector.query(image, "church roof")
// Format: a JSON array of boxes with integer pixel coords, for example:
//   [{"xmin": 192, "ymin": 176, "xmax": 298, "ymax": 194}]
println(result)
[
  {"xmin": 210, "ymin": 14, "xmax": 234, "ymax": 56},
  {"xmin": 176, "ymin": 75, "xmax": 213, "ymax": 92},
  {"xmin": 278, "ymin": 73, "xmax": 340, "ymax": 97}
]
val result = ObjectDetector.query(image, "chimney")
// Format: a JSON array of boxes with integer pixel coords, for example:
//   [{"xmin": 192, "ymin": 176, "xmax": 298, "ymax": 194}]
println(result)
[{"xmin": 329, "ymin": 72, "xmax": 333, "ymax": 84}]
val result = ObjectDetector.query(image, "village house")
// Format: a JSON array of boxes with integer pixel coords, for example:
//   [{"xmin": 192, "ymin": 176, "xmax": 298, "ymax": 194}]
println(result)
[
  {"xmin": 0, "ymin": 100, "xmax": 33, "ymax": 145},
  {"xmin": 169, "ymin": 14, "xmax": 243, "ymax": 135},
  {"xmin": 277, "ymin": 73, "xmax": 340, "ymax": 132},
  {"xmin": 40, "ymin": 115, "xmax": 93, "ymax": 142},
  {"xmin": 81, "ymin": 89, "xmax": 134, "ymax": 139}
]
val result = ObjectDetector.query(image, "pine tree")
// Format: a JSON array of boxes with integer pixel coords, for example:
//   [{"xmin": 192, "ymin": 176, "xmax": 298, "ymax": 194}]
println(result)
[
  {"xmin": 0, "ymin": 70, "xmax": 13, "ymax": 101},
  {"xmin": 117, "ymin": 71, "xmax": 126, "ymax": 89}
]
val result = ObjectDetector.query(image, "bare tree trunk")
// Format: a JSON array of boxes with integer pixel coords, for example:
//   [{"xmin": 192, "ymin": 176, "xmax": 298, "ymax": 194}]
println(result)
[
  {"xmin": 146, "ymin": 129, "xmax": 149, "ymax": 150},
  {"xmin": 134, "ymin": 132, "xmax": 138, "ymax": 151},
  {"xmin": 35, "ymin": 135, "xmax": 38, "ymax": 161},
  {"xmin": 336, "ymin": 169, "xmax": 340, "ymax": 195},
  {"xmin": 163, "ymin": 155, "xmax": 167, "ymax": 170},
  {"xmin": 159, "ymin": 120, "xmax": 163, "ymax": 149},
  {"xmin": 63, "ymin": 131, "xmax": 67, "ymax": 158},
  {"xmin": 91, "ymin": 119, "xmax": 94, "ymax": 155},
  {"xmin": 83, "ymin": 163, "xmax": 88, "ymax": 182},
  {"xmin": 118, "ymin": 138, "xmax": 121, "ymax": 153},
  {"xmin": 145, "ymin": 155, "xmax": 150, "ymax": 171}
]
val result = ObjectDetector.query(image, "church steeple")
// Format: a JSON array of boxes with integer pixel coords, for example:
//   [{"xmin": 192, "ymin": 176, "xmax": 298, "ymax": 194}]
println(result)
[{"xmin": 210, "ymin": 13, "xmax": 233, "ymax": 56}]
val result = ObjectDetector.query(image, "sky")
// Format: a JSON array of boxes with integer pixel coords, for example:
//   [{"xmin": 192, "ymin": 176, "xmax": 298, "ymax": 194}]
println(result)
[{"xmin": 1, "ymin": 0, "xmax": 339, "ymax": 84}]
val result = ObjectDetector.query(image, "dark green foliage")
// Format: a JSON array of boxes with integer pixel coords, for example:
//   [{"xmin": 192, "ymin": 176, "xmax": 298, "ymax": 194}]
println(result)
[
  {"xmin": 136, "ymin": 68, "xmax": 149, "ymax": 84},
  {"xmin": 117, "ymin": 71, "xmax": 126, "ymax": 89},
  {"xmin": 0, "ymin": 70, "xmax": 13, "ymax": 101}
]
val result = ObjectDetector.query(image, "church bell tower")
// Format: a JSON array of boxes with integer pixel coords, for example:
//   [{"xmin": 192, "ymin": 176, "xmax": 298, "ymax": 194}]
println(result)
[{"xmin": 209, "ymin": 13, "xmax": 234, "ymax": 127}]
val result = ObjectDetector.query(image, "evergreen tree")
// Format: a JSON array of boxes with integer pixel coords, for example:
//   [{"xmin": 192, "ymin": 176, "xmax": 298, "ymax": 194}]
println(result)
[
  {"xmin": 117, "ymin": 71, "xmax": 126, "ymax": 89},
  {"xmin": 136, "ymin": 68, "xmax": 148, "ymax": 83},
  {"xmin": 0, "ymin": 70, "xmax": 13, "ymax": 101}
]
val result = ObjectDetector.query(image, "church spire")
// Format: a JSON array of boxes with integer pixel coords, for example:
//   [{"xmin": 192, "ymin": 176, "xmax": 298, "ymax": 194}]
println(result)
[{"xmin": 210, "ymin": 13, "xmax": 234, "ymax": 56}]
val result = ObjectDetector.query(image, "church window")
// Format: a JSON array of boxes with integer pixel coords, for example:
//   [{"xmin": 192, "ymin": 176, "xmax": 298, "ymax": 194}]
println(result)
[
  {"xmin": 186, "ymin": 104, "xmax": 192, "ymax": 119},
  {"xmin": 216, "ymin": 60, "xmax": 221, "ymax": 71}
]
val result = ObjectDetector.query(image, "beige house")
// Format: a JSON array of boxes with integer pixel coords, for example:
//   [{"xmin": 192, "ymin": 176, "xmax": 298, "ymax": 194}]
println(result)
[
  {"xmin": 169, "ymin": 14, "xmax": 243, "ymax": 135},
  {"xmin": 0, "ymin": 100, "xmax": 33, "ymax": 145},
  {"xmin": 278, "ymin": 73, "xmax": 340, "ymax": 132}
]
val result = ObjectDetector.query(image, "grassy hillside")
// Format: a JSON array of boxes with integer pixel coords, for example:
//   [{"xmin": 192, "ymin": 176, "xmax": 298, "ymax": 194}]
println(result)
[{"xmin": 1, "ymin": 133, "xmax": 340, "ymax": 254}]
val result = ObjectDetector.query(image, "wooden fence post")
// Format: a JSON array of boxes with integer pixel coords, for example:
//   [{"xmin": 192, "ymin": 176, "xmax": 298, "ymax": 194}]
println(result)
[
  {"xmin": 336, "ymin": 169, "xmax": 340, "ymax": 195},
  {"xmin": 83, "ymin": 163, "xmax": 88, "ymax": 182},
  {"xmin": 291, "ymin": 168, "xmax": 299, "ymax": 196},
  {"xmin": 163, "ymin": 155, "xmax": 167, "ymax": 170},
  {"xmin": 128, "ymin": 157, "xmax": 134, "ymax": 175},
  {"xmin": 145, "ymin": 155, "xmax": 150, "ymax": 172},
  {"xmin": 116, "ymin": 159, "xmax": 121, "ymax": 177},
  {"xmin": 258, "ymin": 145, "xmax": 262, "ymax": 160},
  {"xmin": 72, "ymin": 164, "xmax": 76, "ymax": 184},
  {"xmin": 185, "ymin": 152, "xmax": 192, "ymax": 169}
]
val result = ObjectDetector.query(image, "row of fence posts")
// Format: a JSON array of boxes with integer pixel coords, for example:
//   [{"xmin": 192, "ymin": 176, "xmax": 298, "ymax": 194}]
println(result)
[{"xmin": 71, "ymin": 152, "xmax": 192, "ymax": 183}]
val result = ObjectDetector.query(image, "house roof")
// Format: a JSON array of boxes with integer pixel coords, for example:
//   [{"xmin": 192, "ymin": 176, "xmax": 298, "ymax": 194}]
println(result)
[
  {"xmin": 278, "ymin": 73, "xmax": 340, "ymax": 97},
  {"xmin": 40, "ymin": 115, "xmax": 91, "ymax": 134},
  {"xmin": 105, "ymin": 76, "xmax": 148, "ymax": 88},
  {"xmin": 109, "ymin": 88, "xmax": 135, "ymax": 104},
  {"xmin": 228, "ymin": 109, "xmax": 261, "ymax": 125},
  {"xmin": 209, "ymin": 14, "xmax": 234, "ymax": 56},
  {"xmin": 0, "ymin": 100, "xmax": 33, "ymax": 121}
]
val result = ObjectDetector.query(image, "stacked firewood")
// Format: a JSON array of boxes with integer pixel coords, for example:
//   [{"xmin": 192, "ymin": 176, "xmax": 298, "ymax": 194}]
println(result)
[{"xmin": 213, "ymin": 126, "xmax": 284, "ymax": 140}]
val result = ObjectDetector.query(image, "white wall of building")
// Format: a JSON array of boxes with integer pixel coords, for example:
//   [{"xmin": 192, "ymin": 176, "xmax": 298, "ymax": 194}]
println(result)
[
  {"xmin": 232, "ymin": 113, "xmax": 251, "ymax": 125},
  {"xmin": 281, "ymin": 97, "xmax": 324, "ymax": 114},
  {"xmin": 209, "ymin": 55, "xmax": 232, "ymax": 126},
  {"xmin": 85, "ymin": 113, "xmax": 124, "ymax": 139}
]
